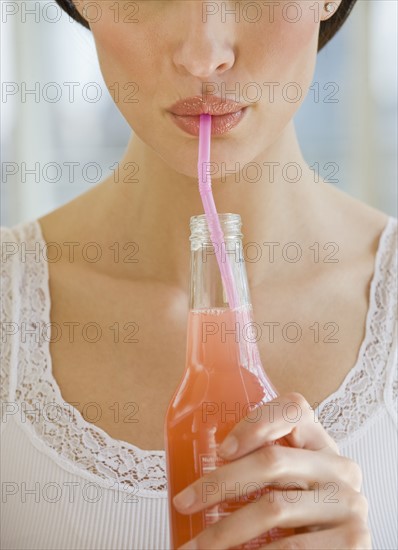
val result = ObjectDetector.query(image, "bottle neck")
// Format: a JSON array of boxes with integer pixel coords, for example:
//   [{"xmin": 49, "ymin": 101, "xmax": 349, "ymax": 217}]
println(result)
[
  {"xmin": 190, "ymin": 239, "xmax": 251, "ymax": 310},
  {"xmin": 187, "ymin": 214, "xmax": 279, "ymax": 401},
  {"xmin": 189, "ymin": 214, "xmax": 252, "ymax": 311}
]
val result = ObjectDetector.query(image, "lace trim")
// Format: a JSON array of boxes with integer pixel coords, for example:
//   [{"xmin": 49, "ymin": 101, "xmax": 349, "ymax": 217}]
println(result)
[
  {"xmin": 1, "ymin": 227, "xmax": 19, "ymax": 417},
  {"xmin": 314, "ymin": 217, "xmax": 397, "ymax": 445},
  {"xmin": 1, "ymin": 217, "xmax": 397, "ymax": 497},
  {"xmin": 384, "ymin": 314, "xmax": 398, "ymax": 426},
  {"xmin": 3, "ymin": 221, "xmax": 167, "ymax": 498}
]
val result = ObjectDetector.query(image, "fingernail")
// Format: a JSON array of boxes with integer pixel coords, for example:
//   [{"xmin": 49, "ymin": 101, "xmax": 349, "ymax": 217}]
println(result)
[
  {"xmin": 219, "ymin": 435, "xmax": 238, "ymax": 457},
  {"xmin": 178, "ymin": 538, "xmax": 198, "ymax": 550},
  {"xmin": 173, "ymin": 486, "xmax": 196, "ymax": 509}
]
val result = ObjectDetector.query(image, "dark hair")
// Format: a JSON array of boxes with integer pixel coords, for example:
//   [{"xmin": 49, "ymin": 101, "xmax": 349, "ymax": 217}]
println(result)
[
  {"xmin": 318, "ymin": 0, "xmax": 358, "ymax": 51},
  {"xmin": 55, "ymin": 0, "xmax": 358, "ymax": 53}
]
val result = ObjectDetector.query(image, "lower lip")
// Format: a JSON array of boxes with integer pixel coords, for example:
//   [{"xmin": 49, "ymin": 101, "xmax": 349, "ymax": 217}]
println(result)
[{"xmin": 169, "ymin": 108, "xmax": 247, "ymax": 136}]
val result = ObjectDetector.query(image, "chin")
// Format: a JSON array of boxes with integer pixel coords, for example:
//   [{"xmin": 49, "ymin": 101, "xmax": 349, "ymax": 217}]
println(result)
[
  {"xmin": 128, "ymin": 110, "xmax": 270, "ymax": 182},
  {"xmin": 162, "ymin": 141, "xmax": 260, "ymax": 183}
]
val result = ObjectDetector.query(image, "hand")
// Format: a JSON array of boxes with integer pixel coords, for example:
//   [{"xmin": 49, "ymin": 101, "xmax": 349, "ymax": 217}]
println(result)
[{"xmin": 173, "ymin": 392, "xmax": 371, "ymax": 549}]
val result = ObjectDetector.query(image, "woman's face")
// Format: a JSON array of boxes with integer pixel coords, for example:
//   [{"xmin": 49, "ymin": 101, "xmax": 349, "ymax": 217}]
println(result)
[{"xmin": 74, "ymin": 0, "xmax": 338, "ymax": 179}]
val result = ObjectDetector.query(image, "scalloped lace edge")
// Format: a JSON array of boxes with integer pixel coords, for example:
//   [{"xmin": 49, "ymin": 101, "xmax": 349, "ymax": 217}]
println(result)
[{"xmin": 1, "ymin": 217, "xmax": 397, "ymax": 497}]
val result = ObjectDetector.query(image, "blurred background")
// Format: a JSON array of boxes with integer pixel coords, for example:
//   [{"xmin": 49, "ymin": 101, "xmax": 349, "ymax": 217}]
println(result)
[{"xmin": 1, "ymin": 0, "xmax": 397, "ymax": 227}]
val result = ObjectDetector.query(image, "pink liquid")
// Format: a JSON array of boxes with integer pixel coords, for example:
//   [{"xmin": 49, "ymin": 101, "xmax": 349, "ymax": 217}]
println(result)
[{"xmin": 165, "ymin": 307, "xmax": 295, "ymax": 548}]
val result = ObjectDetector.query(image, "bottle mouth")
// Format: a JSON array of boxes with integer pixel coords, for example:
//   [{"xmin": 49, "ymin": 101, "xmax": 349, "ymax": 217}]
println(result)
[{"xmin": 189, "ymin": 213, "xmax": 243, "ymax": 243}]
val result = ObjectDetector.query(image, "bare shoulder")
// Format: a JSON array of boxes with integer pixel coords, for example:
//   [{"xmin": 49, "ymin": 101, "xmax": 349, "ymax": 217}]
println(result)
[
  {"xmin": 321, "ymin": 180, "xmax": 391, "ymax": 256},
  {"xmin": 37, "ymin": 182, "xmax": 108, "ymax": 246}
]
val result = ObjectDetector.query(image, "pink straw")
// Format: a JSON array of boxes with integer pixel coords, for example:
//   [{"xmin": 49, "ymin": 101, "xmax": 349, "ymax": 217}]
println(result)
[
  {"xmin": 197, "ymin": 114, "xmax": 239, "ymax": 310},
  {"xmin": 197, "ymin": 115, "xmax": 278, "ymax": 400}
]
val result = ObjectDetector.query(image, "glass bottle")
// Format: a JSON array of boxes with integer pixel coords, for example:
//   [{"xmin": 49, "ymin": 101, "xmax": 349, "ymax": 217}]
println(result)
[{"xmin": 164, "ymin": 213, "xmax": 294, "ymax": 549}]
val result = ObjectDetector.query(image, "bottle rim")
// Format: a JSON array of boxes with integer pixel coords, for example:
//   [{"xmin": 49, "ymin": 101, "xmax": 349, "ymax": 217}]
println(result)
[
  {"xmin": 189, "ymin": 213, "xmax": 243, "ymax": 239},
  {"xmin": 190, "ymin": 212, "xmax": 241, "ymax": 224}
]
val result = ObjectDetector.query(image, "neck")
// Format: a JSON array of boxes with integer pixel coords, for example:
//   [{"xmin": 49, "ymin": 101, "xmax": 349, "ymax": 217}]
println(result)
[{"xmin": 93, "ymin": 119, "xmax": 328, "ymax": 288}]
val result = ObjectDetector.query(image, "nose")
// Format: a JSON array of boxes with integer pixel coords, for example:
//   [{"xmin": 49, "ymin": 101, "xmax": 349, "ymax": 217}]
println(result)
[{"xmin": 172, "ymin": 1, "xmax": 236, "ymax": 79}]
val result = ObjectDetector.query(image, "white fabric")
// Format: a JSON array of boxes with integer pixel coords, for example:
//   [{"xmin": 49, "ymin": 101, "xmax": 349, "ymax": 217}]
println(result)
[{"xmin": 1, "ymin": 217, "xmax": 397, "ymax": 550}]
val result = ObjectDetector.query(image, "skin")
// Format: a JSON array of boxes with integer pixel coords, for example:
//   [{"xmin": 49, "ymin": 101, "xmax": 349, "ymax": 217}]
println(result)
[
  {"xmin": 173, "ymin": 392, "xmax": 369, "ymax": 549},
  {"xmin": 43, "ymin": 0, "xmax": 384, "ymax": 547}
]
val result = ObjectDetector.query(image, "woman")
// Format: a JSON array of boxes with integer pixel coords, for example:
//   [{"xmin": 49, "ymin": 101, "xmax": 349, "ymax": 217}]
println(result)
[{"xmin": 1, "ymin": 1, "xmax": 396, "ymax": 549}]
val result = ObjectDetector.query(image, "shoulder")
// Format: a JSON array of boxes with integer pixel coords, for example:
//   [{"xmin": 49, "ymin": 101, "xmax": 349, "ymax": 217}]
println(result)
[
  {"xmin": 0, "ymin": 220, "xmax": 47, "ymax": 413},
  {"xmin": 380, "ymin": 216, "xmax": 397, "ymax": 265},
  {"xmin": 378, "ymin": 216, "xmax": 397, "ymax": 401},
  {"xmin": 324, "ymin": 184, "xmax": 396, "ymax": 293},
  {"xmin": 1, "ymin": 222, "xmax": 26, "ymax": 327},
  {"xmin": 366, "ymin": 214, "xmax": 397, "ymax": 357},
  {"xmin": 367, "ymin": 215, "xmax": 397, "ymax": 424},
  {"xmin": 1, "ymin": 219, "xmax": 44, "ymax": 293},
  {"xmin": 1, "ymin": 224, "xmax": 23, "ymax": 415},
  {"xmin": 375, "ymin": 216, "xmax": 397, "ymax": 314},
  {"xmin": 315, "ymin": 206, "xmax": 397, "ymax": 439}
]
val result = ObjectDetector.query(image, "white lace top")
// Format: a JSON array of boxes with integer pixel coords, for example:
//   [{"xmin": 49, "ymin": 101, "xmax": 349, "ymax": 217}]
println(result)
[{"xmin": 1, "ymin": 217, "xmax": 397, "ymax": 550}]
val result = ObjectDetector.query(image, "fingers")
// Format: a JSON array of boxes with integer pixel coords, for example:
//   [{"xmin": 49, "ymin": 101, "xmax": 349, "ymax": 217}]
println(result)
[
  {"xmin": 173, "ymin": 445, "xmax": 362, "ymax": 516},
  {"xmin": 262, "ymin": 523, "xmax": 372, "ymax": 550},
  {"xmin": 218, "ymin": 392, "xmax": 340, "ymax": 461},
  {"xmin": 177, "ymin": 489, "xmax": 370, "ymax": 550}
]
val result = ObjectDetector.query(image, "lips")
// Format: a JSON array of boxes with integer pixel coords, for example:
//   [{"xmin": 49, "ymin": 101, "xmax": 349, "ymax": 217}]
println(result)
[
  {"xmin": 168, "ymin": 95, "xmax": 248, "ymax": 136},
  {"xmin": 169, "ymin": 95, "xmax": 247, "ymax": 117}
]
